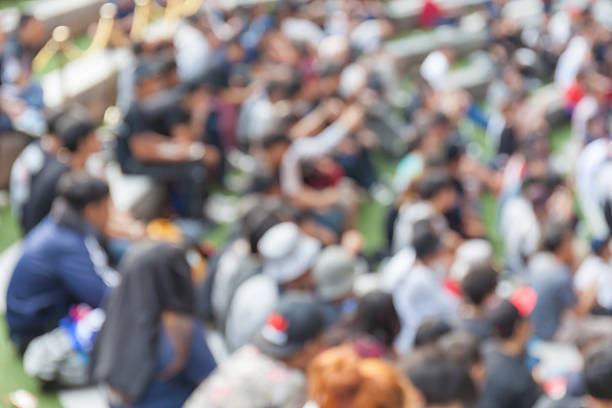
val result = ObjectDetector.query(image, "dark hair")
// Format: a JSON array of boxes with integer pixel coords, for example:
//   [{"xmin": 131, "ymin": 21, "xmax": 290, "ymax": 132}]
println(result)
[
  {"xmin": 412, "ymin": 219, "xmax": 440, "ymax": 260},
  {"xmin": 414, "ymin": 319, "xmax": 453, "ymax": 348},
  {"xmin": 57, "ymin": 173, "xmax": 109, "ymax": 211},
  {"xmin": 461, "ymin": 265, "xmax": 498, "ymax": 306},
  {"xmin": 18, "ymin": 13, "xmax": 36, "ymax": 30},
  {"xmin": 351, "ymin": 291, "xmax": 400, "ymax": 347},
  {"xmin": 542, "ymin": 221, "xmax": 572, "ymax": 253},
  {"xmin": 243, "ymin": 208, "xmax": 280, "ymax": 254},
  {"xmin": 584, "ymin": 341, "xmax": 612, "ymax": 401},
  {"xmin": 417, "ymin": 171, "xmax": 453, "ymax": 200},
  {"xmin": 403, "ymin": 347, "xmax": 478, "ymax": 405},
  {"xmin": 262, "ymin": 133, "xmax": 290, "ymax": 149},
  {"xmin": 438, "ymin": 331, "xmax": 482, "ymax": 368},
  {"xmin": 56, "ymin": 119, "xmax": 96, "ymax": 152},
  {"xmin": 488, "ymin": 300, "xmax": 521, "ymax": 339}
]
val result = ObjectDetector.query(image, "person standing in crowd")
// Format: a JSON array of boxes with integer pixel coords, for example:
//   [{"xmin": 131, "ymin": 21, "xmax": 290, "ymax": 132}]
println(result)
[
  {"xmin": 6, "ymin": 173, "xmax": 117, "ymax": 353},
  {"xmin": 184, "ymin": 296, "xmax": 326, "ymax": 408},
  {"xmin": 10, "ymin": 116, "xmax": 100, "ymax": 234},
  {"xmin": 393, "ymin": 219, "xmax": 457, "ymax": 353},
  {"xmin": 90, "ymin": 241, "xmax": 216, "ymax": 408},
  {"xmin": 481, "ymin": 291, "xmax": 541, "ymax": 408},
  {"xmin": 528, "ymin": 221, "xmax": 586, "ymax": 340},
  {"xmin": 459, "ymin": 265, "xmax": 499, "ymax": 340}
]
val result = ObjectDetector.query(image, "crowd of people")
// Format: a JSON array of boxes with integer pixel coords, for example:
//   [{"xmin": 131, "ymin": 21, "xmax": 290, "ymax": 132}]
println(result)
[{"xmin": 2, "ymin": 0, "xmax": 612, "ymax": 407}]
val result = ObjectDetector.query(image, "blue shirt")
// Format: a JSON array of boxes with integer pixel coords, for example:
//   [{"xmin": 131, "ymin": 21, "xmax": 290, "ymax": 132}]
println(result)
[
  {"xmin": 113, "ymin": 324, "xmax": 217, "ymax": 408},
  {"xmin": 6, "ymin": 216, "xmax": 111, "ymax": 340}
]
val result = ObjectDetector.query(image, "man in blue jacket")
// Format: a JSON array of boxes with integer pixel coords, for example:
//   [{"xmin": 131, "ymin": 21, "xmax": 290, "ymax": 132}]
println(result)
[{"xmin": 6, "ymin": 172, "xmax": 119, "ymax": 353}]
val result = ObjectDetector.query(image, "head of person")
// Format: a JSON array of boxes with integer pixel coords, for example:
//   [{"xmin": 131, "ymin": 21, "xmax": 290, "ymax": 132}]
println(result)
[
  {"xmin": 313, "ymin": 246, "xmax": 356, "ymax": 304},
  {"xmin": 438, "ymin": 331, "xmax": 486, "ymax": 387},
  {"xmin": 254, "ymin": 295, "xmax": 325, "ymax": 370},
  {"xmin": 308, "ymin": 345, "xmax": 413, "ymax": 408},
  {"xmin": 414, "ymin": 319, "xmax": 453, "ymax": 349},
  {"xmin": 17, "ymin": 14, "xmax": 46, "ymax": 49},
  {"xmin": 258, "ymin": 222, "xmax": 321, "ymax": 292},
  {"xmin": 584, "ymin": 340, "xmax": 612, "ymax": 408},
  {"xmin": 412, "ymin": 219, "xmax": 442, "ymax": 265},
  {"xmin": 542, "ymin": 220, "xmax": 574, "ymax": 265},
  {"xmin": 242, "ymin": 206, "xmax": 282, "ymax": 254},
  {"xmin": 350, "ymin": 291, "xmax": 401, "ymax": 349},
  {"xmin": 418, "ymin": 170, "xmax": 457, "ymax": 214},
  {"xmin": 402, "ymin": 346, "xmax": 477, "ymax": 408},
  {"xmin": 55, "ymin": 117, "xmax": 99, "ymax": 169},
  {"xmin": 488, "ymin": 288, "xmax": 537, "ymax": 353},
  {"xmin": 261, "ymin": 132, "xmax": 291, "ymax": 168},
  {"xmin": 134, "ymin": 62, "xmax": 165, "ymax": 102},
  {"xmin": 56, "ymin": 172, "xmax": 110, "ymax": 232},
  {"xmin": 461, "ymin": 265, "xmax": 498, "ymax": 308}
]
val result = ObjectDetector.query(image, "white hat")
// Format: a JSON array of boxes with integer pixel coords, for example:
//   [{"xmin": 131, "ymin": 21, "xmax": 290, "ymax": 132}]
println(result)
[{"xmin": 258, "ymin": 222, "xmax": 321, "ymax": 284}]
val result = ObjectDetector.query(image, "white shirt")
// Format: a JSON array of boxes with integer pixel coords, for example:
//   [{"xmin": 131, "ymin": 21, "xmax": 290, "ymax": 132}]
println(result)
[
  {"xmin": 500, "ymin": 195, "xmax": 540, "ymax": 272},
  {"xmin": 554, "ymin": 36, "xmax": 589, "ymax": 89},
  {"xmin": 572, "ymin": 96, "xmax": 598, "ymax": 143},
  {"xmin": 420, "ymin": 50, "xmax": 449, "ymax": 91},
  {"xmin": 575, "ymin": 255, "xmax": 612, "ymax": 309},
  {"xmin": 392, "ymin": 263, "xmax": 457, "ymax": 354},
  {"xmin": 575, "ymin": 139, "xmax": 611, "ymax": 239},
  {"xmin": 281, "ymin": 18, "xmax": 325, "ymax": 48},
  {"xmin": 174, "ymin": 23, "xmax": 211, "ymax": 82}
]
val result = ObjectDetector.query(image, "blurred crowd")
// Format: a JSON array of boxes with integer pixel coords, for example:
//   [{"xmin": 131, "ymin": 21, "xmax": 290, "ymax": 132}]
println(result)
[{"xmin": 2, "ymin": 0, "xmax": 612, "ymax": 407}]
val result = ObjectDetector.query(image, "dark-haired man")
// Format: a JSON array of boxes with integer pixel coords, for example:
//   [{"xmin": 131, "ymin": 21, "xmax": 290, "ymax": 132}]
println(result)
[
  {"xmin": 403, "ymin": 345, "xmax": 477, "ymax": 408},
  {"xmin": 6, "ymin": 173, "xmax": 118, "ymax": 353},
  {"xmin": 460, "ymin": 265, "xmax": 499, "ymax": 339},
  {"xmin": 10, "ymin": 116, "xmax": 100, "ymax": 233},
  {"xmin": 116, "ymin": 62, "xmax": 218, "ymax": 218},
  {"xmin": 584, "ymin": 340, "xmax": 612, "ymax": 408},
  {"xmin": 481, "ymin": 290, "xmax": 541, "ymax": 408}
]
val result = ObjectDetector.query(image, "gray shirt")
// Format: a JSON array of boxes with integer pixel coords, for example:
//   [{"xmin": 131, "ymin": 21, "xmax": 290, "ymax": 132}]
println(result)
[{"xmin": 528, "ymin": 252, "xmax": 576, "ymax": 340}]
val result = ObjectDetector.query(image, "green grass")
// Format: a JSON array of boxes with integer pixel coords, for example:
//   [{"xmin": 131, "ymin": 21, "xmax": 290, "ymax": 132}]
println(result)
[
  {"xmin": 0, "ymin": 321, "xmax": 62, "ymax": 408},
  {"xmin": 550, "ymin": 123, "xmax": 572, "ymax": 154},
  {"xmin": 0, "ymin": 206, "xmax": 21, "ymax": 253},
  {"xmin": 0, "ymin": 0, "xmax": 32, "ymax": 10}
]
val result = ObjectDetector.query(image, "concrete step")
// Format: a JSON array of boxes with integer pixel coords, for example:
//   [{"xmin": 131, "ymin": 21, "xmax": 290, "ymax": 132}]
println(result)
[
  {"xmin": 1, "ymin": 0, "xmax": 105, "ymax": 35},
  {"xmin": 447, "ymin": 52, "xmax": 496, "ymax": 99},
  {"xmin": 386, "ymin": 23, "xmax": 488, "ymax": 72},
  {"xmin": 41, "ymin": 48, "xmax": 133, "ymax": 122},
  {"xmin": 387, "ymin": 0, "xmax": 487, "ymax": 32}
]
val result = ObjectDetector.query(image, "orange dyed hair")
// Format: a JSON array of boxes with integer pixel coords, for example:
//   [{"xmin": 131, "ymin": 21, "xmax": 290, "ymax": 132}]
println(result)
[{"xmin": 307, "ymin": 346, "xmax": 414, "ymax": 408}]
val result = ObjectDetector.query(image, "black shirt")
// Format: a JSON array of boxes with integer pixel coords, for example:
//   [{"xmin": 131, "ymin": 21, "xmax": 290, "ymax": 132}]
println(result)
[
  {"xmin": 116, "ymin": 91, "xmax": 188, "ymax": 171},
  {"xmin": 11, "ymin": 143, "xmax": 69, "ymax": 234},
  {"xmin": 481, "ymin": 344, "xmax": 541, "ymax": 408}
]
